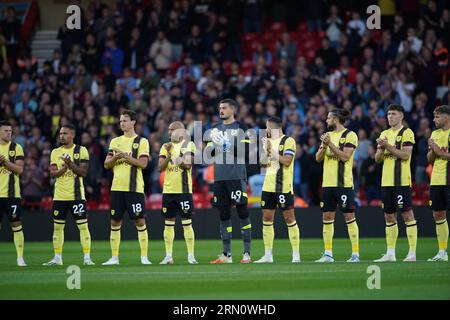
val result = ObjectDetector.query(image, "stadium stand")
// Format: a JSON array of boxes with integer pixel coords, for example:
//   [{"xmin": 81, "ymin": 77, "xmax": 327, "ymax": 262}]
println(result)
[{"xmin": 1, "ymin": 0, "xmax": 450, "ymax": 210}]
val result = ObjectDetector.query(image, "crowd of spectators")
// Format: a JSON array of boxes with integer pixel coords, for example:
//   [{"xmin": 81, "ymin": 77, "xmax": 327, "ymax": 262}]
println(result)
[{"xmin": 1, "ymin": 0, "xmax": 450, "ymax": 207}]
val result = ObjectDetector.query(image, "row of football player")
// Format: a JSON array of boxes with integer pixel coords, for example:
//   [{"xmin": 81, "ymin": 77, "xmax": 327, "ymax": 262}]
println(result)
[{"xmin": 0, "ymin": 102, "xmax": 448, "ymax": 266}]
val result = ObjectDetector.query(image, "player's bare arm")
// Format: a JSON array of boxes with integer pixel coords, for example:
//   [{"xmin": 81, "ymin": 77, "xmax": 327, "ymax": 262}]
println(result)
[
  {"xmin": 327, "ymin": 143, "xmax": 355, "ymax": 162},
  {"xmin": 374, "ymin": 142, "xmax": 385, "ymax": 163},
  {"xmin": 158, "ymin": 143, "xmax": 172, "ymax": 172},
  {"xmin": 379, "ymin": 136, "xmax": 412, "ymax": 160},
  {"xmin": 315, "ymin": 133, "xmax": 328, "ymax": 162},
  {"xmin": 427, "ymin": 140, "xmax": 437, "ymax": 163},
  {"xmin": 104, "ymin": 149, "xmax": 123, "ymax": 169},
  {"xmin": 123, "ymin": 153, "xmax": 149, "ymax": 169},
  {"xmin": 0, "ymin": 154, "xmax": 24, "ymax": 175},
  {"xmin": 61, "ymin": 156, "xmax": 88, "ymax": 177},
  {"xmin": 179, "ymin": 152, "xmax": 194, "ymax": 170},
  {"xmin": 49, "ymin": 163, "xmax": 68, "ymax": 178},
  {"xmin": 268, "ymin": 149, "xmax": 294, "ymax": 166},
  {"xmin": 428, "ymin": 138, "xmax": 450, "ymax": 161}
]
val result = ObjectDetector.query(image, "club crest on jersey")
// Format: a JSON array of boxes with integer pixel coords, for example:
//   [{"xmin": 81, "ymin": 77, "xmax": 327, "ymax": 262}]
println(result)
[
  {"xmin": 111, "ymin": 209, "xmax": 115, "ymax": 215},
  {"xmin": 279, "ymin": 145, "xmax": 284, "ymax": 152},
  {"xmin": 261, "ymin": 200, "xmax": 265, "ymax": 206},
  {"xmin": 429, "ymin": 200, "xmax": 432, "ymax": 206},
  {"xmin": 162, "ymin": 207, "xmax": 167, "ymax": 213},
  {"xmin": 230, "ymin": 129, "xmax": 238, "ymax": 136},
  {"xmin": 133, "ymin": 143, "xmax": 139, "ymax": 149},
  {"xmin": 9, "ymin": 150, "xmax": 15, "ymax": 157},
  {"xmin": 53, "ymin": 210, "xmax": 59, "ymax": 216},
  {"xmin": 339, "ymin": 138, "xmax": 346, "ymax": 144},
  {"xmin": 396, "ymin": 136, "xmax": 402, "ymax": 142},
  {"xmin": 74, "ymin": 154, "xmax": 80, "ymax": 159}
]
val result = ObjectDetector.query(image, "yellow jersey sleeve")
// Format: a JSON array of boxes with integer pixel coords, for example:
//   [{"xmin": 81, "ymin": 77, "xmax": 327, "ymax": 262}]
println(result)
[
  {"xmin": 345, "ymin": 131, "xmax": 358, "ymax": 148},
  {"xmin": 402, "ymin": 128, "xmax": 415, "ymax": 146},
  {"xmin": 15, "ymin": 144, "xmax": 24, "ymax": 160},
  {"xmin": 159, "ymin": 144, "xmax": 169, "ymax": 158},
  {"xmin": 108, "ymin": 138, "xmax": 117, "ymax": 155},
  {"xmin": 50, "ymin": 149, "xmax": 58, "ymax": 166},
  {"xmin": 138, "ymin": 138, "xmax": 150, "ymax": 158},
  {"xmin": 184, "ymin": 141, "xmax": 196, "ymax": 156},
  {"xmin": 283, "ymin": 137, "xmax": 296, "ymax": 157},
  {"xmin": 80, "ymin": 146, "xmax": 89, "ymax": 162}
]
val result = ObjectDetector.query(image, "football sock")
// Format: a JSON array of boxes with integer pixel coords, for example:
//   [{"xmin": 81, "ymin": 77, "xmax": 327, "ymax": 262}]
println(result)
[
  {"xmin": 323, "ymin": 220, "xmax": 334, "ymax": 255},
  {"xmin": 182, "ymin": 219, "xmax": 195, "ymax": 255},
  {"xmin": 436, "ymin": 219, "xmax": 448, "ymax": 251},
  {"xmin": 76, "ymin": 219, "xmax": 91, "ymax": 255},
  {"xmin": 110, "ymin": 225, "xmax": 121, "ymax": 257},
  {"xmin": 240, "ymin": 217, "xmax": 252, "ymax": 254},
  {"xmin": 137, "ymin": 224, "xmax": 148, "ymax": 257},
  {"xmin": 220, "ymin": 219, "xmax": 232, "ymax": 256},
  {"xmin": 12, "ymin": 225, "xmax": 24, "ymax": 259},
  {"xmin": 405, "ymin": 220, "xmax": 417, "ymax": 254},
  {"xmin": 53, "ymin": 219, "xmax": 65, "ymax": 255},
  {"xmin": 164, "ymin": 220, "xmax": 175, "ymax": 256},
  {"xmin": 287, "ymin": 221, "xmax": 300, "ymax": 254},
  {"xmin": 262, "ymin": 220, "xmax": 274, "ymax": 254},
  {"xmin": 386, "ymin": 222, "xmax": 398, "ymax": 254},
  {"xmin": 346, "ymin": 218, "xmax": 359, "ymax": 255}
]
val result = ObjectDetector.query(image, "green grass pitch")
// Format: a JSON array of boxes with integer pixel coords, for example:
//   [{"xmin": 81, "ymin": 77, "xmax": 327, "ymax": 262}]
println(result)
[{"xmin": 0, "ymin": 238, "xmax": 449, "ymax": 300}]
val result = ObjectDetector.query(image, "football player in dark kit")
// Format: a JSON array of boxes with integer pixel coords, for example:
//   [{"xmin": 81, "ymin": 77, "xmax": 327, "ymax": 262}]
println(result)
[{"xmin": 206, "ymin": 99, "xmax": 254, "ymax": 264}]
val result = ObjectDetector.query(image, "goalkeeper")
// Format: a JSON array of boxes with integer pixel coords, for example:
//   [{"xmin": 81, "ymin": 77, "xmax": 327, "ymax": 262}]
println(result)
[{"xmin": 206, "ymin": 99, "xmax": 254, "ymax": 264}]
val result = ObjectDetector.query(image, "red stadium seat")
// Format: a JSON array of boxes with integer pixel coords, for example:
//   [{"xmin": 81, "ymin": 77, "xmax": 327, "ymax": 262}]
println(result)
[
  {"xmin": 269, "ymin": 21, "xmax": 286, "ymax": 33},
  {"xmin": 240, "ymin": 59, "xmax": 253, "ymax": 75},
  {"xmin": 147, "ymin": 194, "xmax": 162, "ymax": 210},
  {"xmin": 297, "ymin": 22, "xmax": 308, "ymax": 33},
  {"xmin": 305, "ymin": 49, "xmax": 316, "ymax": 62},
  {"xmin": 241, "ymin": 32, "xmax": 261, "ymax": 43}
]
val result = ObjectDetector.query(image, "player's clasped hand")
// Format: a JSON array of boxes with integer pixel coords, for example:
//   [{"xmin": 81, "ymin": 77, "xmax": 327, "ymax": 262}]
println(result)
[
  {"xmin": 211, "ymin": 128, "xmax": 226, "ymax": 145},
  {"xmin": 0, "ymin": 154, "xmax": 6, "ymax": 165},
  {"xmin": 428, "ymin": 138, "xmax": 439, "ymax": 152},
  {"xmin": 320, "ymin": 133, "xmax": 330, "ymax": 146},
  {"xmin": 61, "ymin": 155, "xmax": 72, "ymax": 166},
  {"xmin": 113, "ymin": 148, "xmax": 125, "ymax": 159},
  {"xmin": 376, "ymin": 137, "xmax": 389, "ymax": 149}
]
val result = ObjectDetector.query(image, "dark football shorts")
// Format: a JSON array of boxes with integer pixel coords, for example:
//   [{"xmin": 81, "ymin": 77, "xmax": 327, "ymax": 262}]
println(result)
[
  {"xmin": 261, "ymin": 191, "xmax": 294, "ymax": 210},
  {"xmin": 110, "ymin": 191, "xmax": 146, "ymax": 221},
  {"xmin": 0, "ymin": 198, "xmax": 22, "ymax": 222},
  {"xmin": 321, "ymin": 187, "xmax": 355, "ymax": 213},
  {"xmin": 381, "ymin": 186, "xmax": 412, "ymax": 214},
  {"xmin": 429, "ymin": 185, "xmax": 450, "ymax": 211},
  {"xmin": 52, "ymin": 200, "xmax": 88, "ymax": 221},
  {"xmin": 212, "ymin": 180, "xmax": 248, "ymax": 207},
  {"xmin": 162, "ymin": 193, "xmax": 194, "ymax": 219}
]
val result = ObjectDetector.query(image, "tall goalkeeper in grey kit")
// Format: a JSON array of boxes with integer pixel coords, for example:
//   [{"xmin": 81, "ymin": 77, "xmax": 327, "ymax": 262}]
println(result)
[{"xmin": 206, "ymin": 98, "xmax": 255, "ymax": 264}]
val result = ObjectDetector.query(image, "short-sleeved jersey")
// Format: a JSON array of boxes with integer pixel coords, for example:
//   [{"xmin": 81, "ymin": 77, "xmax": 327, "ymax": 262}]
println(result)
[
  {"xmin": 430, "ymin": 128, "xmax": 450, "ymax": 186},
  {"xmin": 206, "ymin": 121, "xmax": 251, "ymax": 181},
  {"xmin": 50, "ymin": 145, "xmax": 89, "ymax": 201},
  {"xmin": 322, "ymin": 129, "xmax": 358, "ymax": 188},
  {"xmin": 159, "ymin": 140, "xmax": 196, "ymax": 194},
  {"xmin": 262, "ymin": 135, "xmax": 296, "ymax": 193},
  {"xmin": 379, "ymin": 126, "xmax": 415, "ymax": 187},
  {"xmin": 0, "ymin": 141, "xmax": 24, "ymax": 198},
  {"xmin": 108, "ymin": 135, "xmax": 150, "ymax": 193}
]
